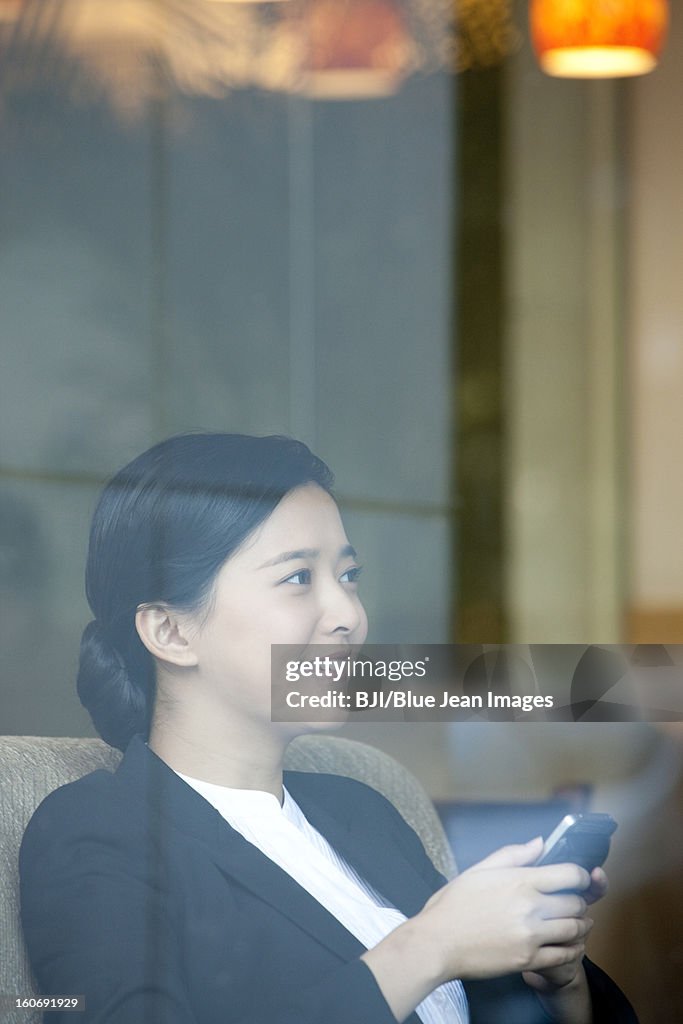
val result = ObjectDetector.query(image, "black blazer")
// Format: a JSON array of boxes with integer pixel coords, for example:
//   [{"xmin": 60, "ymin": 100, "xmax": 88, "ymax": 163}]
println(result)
[{"xmin": 19, "ymin": 735, "xmax": 638, "ymax": 1024}]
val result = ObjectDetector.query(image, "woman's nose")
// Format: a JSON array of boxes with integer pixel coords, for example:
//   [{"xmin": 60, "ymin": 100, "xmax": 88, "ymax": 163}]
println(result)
[{"xmin": 318, "ymin": 581, "xmax": 365, "ymax": 637}]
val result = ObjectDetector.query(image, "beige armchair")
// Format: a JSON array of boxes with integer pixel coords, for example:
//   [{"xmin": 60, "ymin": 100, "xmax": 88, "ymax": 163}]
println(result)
[{"xmin": 0, "ymin": 734, "xmax": 454, "ymax": 1024}]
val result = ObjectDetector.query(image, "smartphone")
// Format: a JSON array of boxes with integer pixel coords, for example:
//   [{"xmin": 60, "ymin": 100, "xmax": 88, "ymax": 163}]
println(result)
[{"xmin": 535, "ymin": 813, "xmax": 618, "ymax": 872}]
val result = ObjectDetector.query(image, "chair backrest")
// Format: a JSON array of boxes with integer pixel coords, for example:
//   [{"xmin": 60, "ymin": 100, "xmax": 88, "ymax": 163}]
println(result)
[{"xmin": 0, "ymin": 734, "xmax": 454, "ymax": 1024}]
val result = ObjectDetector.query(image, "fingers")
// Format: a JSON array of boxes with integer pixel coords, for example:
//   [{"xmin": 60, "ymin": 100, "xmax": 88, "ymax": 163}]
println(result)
[
  {"xmin": 530, "ymin": 942, "xmax": 587, "ymax": 972},
  {"xmin": 536, "ymin": 894, "xmax": 587, "ymax": 920},
  {"xmin": 522, "ymin": 967, "xmax": 578, "ymax": 992},
  {"xmin": 471, "ymin": 836, "xmax": 544, "ymax": 871},
  {"xmin": 591, "ymin": 867, "xmax": 608, "ymax": 888},
  {"xmin": 537, "ymin": 917, "xmax": 594, "ymax": 946},
  {"xmin": 585, "ymin": 867, "xmax": 609, "ymax": 905},
  {"xmin": 532, "ymin": 863, "xmax": 591, "ymax": 893}
]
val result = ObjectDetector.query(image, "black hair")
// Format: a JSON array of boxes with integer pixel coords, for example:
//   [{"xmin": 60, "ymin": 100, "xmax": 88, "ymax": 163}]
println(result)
[{"xmin": 77, "ymin": 432, "xmax": 334, "ymax": 751}]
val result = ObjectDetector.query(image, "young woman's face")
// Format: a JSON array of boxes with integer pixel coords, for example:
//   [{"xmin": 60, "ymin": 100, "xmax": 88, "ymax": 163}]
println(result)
[{"xmin": 188, "ymin": 483, "xmax": 368, "ymax": 727}]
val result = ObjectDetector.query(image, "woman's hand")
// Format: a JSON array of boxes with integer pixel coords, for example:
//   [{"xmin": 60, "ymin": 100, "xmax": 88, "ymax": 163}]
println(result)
[
  {"xmin": 415, "ymin": 836, "xmax": 593, "ymax": 985},
  {"xmin": 584, "ymin": 866, "xmax": 609, "ymax": 905},
  {"xmin": 361, "ymin": 837, "xmax": 597, "ymax": 1023},
  {"xmin": 521, "ymin": 937, "xmax": 591, "ymax": 992},
  {"xmin": 521, "ymin": 866, "xmax": 607, "ymax": 992}
]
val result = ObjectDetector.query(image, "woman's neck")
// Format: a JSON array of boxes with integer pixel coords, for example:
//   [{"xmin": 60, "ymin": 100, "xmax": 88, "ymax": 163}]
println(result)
[{"xmin": 147, "ymin": 705, "xmax": 288, "ymax": 801}]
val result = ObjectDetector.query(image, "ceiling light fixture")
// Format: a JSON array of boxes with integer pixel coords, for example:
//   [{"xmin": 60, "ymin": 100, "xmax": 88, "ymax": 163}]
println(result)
[{"xmin": 530, "ymin": 0, "xmax": 669, "ymax": 79}]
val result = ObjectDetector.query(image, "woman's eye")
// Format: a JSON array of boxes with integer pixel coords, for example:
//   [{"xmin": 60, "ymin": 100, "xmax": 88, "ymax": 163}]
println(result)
[
  {"xmin": 340, "ymin": 565, "xmax": 363, "ymax": 584},
  {"xmin": 282, "ymin": 568, "xmax": 312, "ymax": 585}
]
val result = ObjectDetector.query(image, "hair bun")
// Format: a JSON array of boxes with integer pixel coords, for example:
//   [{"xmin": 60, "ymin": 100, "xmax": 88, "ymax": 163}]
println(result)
[{"xmin": 77, "ymin": 620, "xmax": 149, "ymax": 752}]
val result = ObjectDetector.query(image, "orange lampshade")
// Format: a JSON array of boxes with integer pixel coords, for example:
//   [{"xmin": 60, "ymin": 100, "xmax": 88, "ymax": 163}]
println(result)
[
  {"xmin": 302, "ymin": 0, "xmax": 413, "ymax": 99},
  {"xmin": 530, "ymin": 0, "xmax": 669, "ymax": 78}
]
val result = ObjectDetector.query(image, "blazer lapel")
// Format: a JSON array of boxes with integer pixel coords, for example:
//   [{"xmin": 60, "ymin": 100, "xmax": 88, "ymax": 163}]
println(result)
[
  {"xmin": 116, "ymin": 737, "xmax": 376, "ymax": 962},
  {"xmin": 284, "ymin": 769, "xmax": 436, "ymax": 918},
  {"xmin": 209, "ymin": 822, "xmax": 368, "ymax": 962}
]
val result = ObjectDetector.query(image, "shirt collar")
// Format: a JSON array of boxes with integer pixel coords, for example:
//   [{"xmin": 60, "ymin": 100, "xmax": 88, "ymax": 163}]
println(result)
[{"xmin": 174, "ymin": 769, "xmax": 291, "ymax": 819}]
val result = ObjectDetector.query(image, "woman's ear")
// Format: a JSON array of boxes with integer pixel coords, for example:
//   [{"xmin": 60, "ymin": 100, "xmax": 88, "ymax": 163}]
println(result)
[{"xmin": 135, "ymin": 604, "xmax": 199, "ymax": 668}]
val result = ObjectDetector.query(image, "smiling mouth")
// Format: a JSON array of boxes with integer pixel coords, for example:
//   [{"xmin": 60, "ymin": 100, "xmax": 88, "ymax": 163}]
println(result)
[{"xmin": 315, "ymin": 646, "xmax": 358, "ymax": 663}]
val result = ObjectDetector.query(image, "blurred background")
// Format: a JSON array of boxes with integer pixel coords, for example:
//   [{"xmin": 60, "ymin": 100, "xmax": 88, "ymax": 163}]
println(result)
[{"xmin": 1, "ymin": 0, "xmax": 682, "ymax": 1018}]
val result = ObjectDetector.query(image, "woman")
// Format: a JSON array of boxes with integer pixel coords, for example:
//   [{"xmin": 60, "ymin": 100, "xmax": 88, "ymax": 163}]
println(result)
[{"xmin": 19, "ymin": 433, "xmax": 637, "ymax": 1024}]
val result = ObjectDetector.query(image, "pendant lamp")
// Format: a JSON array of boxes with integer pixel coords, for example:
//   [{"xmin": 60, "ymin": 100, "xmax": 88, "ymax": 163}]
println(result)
[
  {"xmin": 530, "ymin": 0, "xmax": 669, "ymax": 78},
  {"xmin": 301, "ymin": 0, "xmax": 413, "ymax": 99}
]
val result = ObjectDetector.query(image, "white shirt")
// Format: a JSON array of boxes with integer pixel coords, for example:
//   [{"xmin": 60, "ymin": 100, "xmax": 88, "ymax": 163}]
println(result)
[{"xmin": 175, "ymin": 770, "xmax": 469, "ymax": 1024}]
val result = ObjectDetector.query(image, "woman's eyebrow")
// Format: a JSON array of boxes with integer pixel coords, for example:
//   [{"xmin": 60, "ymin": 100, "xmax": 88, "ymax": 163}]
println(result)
[{"xmin": 258, "ymin": 543, "xmax": 357, "ymax": 570}]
